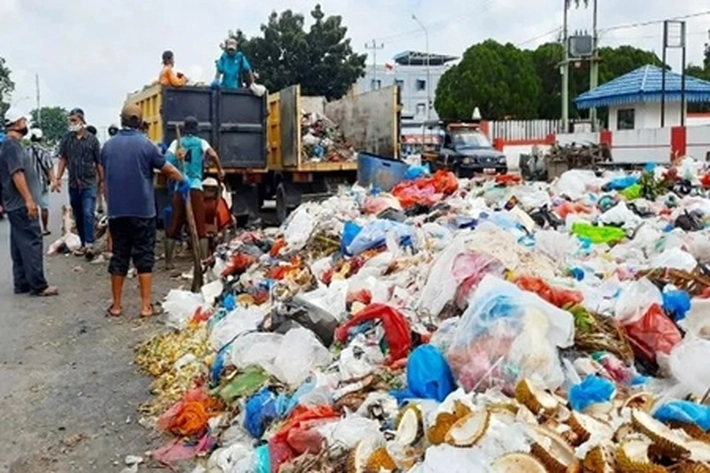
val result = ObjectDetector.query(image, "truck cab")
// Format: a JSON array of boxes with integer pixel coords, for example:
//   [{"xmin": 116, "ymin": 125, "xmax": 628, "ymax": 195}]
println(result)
[{"xmin": 422, "ymin": 116, "xmax": 507, "ymax": 177}]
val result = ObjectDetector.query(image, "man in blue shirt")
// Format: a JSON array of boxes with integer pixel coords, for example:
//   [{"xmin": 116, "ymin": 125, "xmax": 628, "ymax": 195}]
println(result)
[
  {"xmin": 212, "ymin": 37, "xmax": 255, "ymax": 90},
  {"xmin": 100, "ymin": 103, "xmax": 186, "ymax": 318}
]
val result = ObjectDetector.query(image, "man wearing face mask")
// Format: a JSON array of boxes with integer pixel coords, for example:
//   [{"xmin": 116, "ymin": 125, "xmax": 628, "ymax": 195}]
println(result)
[
  {"xmin": 212, "ymin": 36, "xmax": 255, "ymax": 90},
  {"xmin": 53, "ymin": 108, "xmax": 103, "ymax": 259},
  {"xmin": 0, "ymin": 109, "xmax": 59, "ymax": 296}
]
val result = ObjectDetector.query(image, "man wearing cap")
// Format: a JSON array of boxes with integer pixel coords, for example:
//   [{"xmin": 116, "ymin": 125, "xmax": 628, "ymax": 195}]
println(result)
[
  {"xmin": 164, "ymin": 116, "xmax": 226, "ymax": 269},
  {"xmin": 100, "ymin": 103, "xmax": 186, "ymax": 318},
  {"xmin": 0, "ymin": 109, "xmax": 58, "ymax": 296},
  {"xmin": 28, "ymin": 128, "xmax": 56, "ymax": 235},
  {"xmin": 53, "ymin": 108, "xmax": 103, "ymax": 259},
  {"xmin": 212, "ymin": 36, "xmax": 255, "ymax": 90}
]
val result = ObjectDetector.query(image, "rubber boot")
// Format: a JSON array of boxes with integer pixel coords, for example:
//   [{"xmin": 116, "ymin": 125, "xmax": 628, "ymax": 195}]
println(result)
[
  {"xmin": 199, "ymin": 238, "xmax": 210, "ymax": 260},
  {"xmin": 165, "ymin": 239, "xmax": 176, "ymax": 270}
]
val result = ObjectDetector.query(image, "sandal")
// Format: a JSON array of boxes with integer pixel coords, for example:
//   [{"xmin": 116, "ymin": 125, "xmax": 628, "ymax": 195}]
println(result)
[
  {"xmin": 32, "ymin": 286, "xmax": 59, "ymax": 297},
  {"xmin": 106, "ymin": 305, "xmax": 122, "ymax": 317},
  {"xmin": 140, "ymin": 303, "xmax": 163, "ymax": 318}
]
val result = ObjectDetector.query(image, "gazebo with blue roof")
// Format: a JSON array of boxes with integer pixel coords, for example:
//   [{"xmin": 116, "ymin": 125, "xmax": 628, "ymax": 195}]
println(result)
[{"xmin": 574, "ymin": 65, "xmax": 710, "ymax": 131}]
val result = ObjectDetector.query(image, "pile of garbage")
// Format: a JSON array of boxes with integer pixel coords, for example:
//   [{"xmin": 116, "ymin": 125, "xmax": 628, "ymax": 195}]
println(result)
[
  {"xmin": 301, "ymin": 111, "xmax": 355, "ymax": 163},
  {"xmin": 136, "ymin": 159, "xmax": 710, "ymax": 472}
]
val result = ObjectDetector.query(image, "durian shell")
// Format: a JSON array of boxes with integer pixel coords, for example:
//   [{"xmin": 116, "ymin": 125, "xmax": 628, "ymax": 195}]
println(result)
[
  {"xmin": 427, "ymin": 401, "xmax": 471, "ymax": 445},
  {"xmin": 569, "ymin": 412, "xmax": 613, "ymax": 446},
  {"xmin": 583, "ymin": 445, "xmax": 614, "ymax": 473},
  {"xmin": 622, "ymin": 392, "xmax": 655, "ymax": 413},
  {"xmin": 668, "ymin": 422, "xmax": 710, "ymax": 444},
  {"xmin": 675, "ymin": 462, "xmax": 710, "ymax": 473},
  {"xmin": 364, "ymin": 447, "xmax": 397, "ymax": 472},
  {"xmin": 614, "ymin": 440, "xmax": 668, "ymax": 473},
  {"xmin": 445, "ymin": 409, "xmax": 491, "ymax": 447},
  {"xmin": 631, "ymin": 410, "xmax": 690, "ymax": 460},
  {"xmin": 515, "ymin": 379, "xmax": 559, "ymax": 416},
  {"xmin": 528, "ymin": 426, "xmax": 581, "ymax": 473},
  {"xmin": 395, "ymin": 404, "xmax": 424, "ymax": 446},
  {"xmin": 490, "ymin": 452, "xmax": 547, "ymax": 472}
]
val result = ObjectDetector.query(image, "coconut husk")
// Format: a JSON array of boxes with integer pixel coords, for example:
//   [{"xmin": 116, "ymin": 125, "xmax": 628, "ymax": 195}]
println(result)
[
  {"xmin": 568, "ymin": 305, "xmax": 634, "ymax": 363},
  {"xmin": 637, "ymin": 267, "xmax": 710, "ymax": 297}
]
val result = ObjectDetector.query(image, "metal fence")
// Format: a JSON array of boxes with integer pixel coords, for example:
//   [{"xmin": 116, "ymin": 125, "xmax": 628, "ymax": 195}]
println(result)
[{"xmin": 487, "ymin": 119, "xmax": 561, "ymax": 141}]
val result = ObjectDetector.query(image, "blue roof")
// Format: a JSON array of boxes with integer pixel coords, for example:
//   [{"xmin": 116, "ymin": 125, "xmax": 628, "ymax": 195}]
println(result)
[{"xmin": 575, "ymin": 65, "xmax": 710, "ymax": 109}]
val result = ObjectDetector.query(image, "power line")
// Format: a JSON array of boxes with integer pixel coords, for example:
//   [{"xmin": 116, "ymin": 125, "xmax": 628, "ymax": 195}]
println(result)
[{"xmin": 516, "ymin": 27, "xmax": 561, "ymax": 47}]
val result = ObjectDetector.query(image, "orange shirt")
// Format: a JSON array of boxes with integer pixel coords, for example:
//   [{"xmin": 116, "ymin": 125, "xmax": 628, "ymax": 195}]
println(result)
[{"xmin": 159, "ymin": 65, "xmax": 187, "ymax": 87}]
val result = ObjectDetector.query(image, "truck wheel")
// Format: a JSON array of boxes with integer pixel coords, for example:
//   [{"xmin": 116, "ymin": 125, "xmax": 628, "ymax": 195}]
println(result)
[{"xmin": 275, "ymin": 182, "xmax": 302, "ymax": 224}]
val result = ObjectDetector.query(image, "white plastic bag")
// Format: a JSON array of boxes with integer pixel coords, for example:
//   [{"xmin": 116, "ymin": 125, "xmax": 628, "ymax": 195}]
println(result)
[
  {"xmin": 613, "ymin": 278, "xmax": 663, "ymax": 325},
  {"xmin": 417, "ymin": 233, "xmax": 468, "ymax": 317},
  {"xmin": 535, "ymin": 230, "xmax": 578, "ymax": 262},
  {"xmin": 296, "ymin": 280, "xmax": 348, "ymax": 322},
  {"xmin": 669, "ymin": 338, "xmax": 710, "ymax": 397},
  {"xmin": 249, "ymin": 82, "xmax": 267, "ymax": 97},
  {"xmin": 163, "ymin": 289, "xmax": 205, "ymax": 329},
  {"xmin": 209, "ymin": 305, "xmax": 267, "ymax": 351},
  {"xmin": 649, "ymin": 247, "xmax": 698, "ymax": 272},
  {"xmin": 283, "ymin": 206, "xmax": 316, "ymax": 250},
  {"xmin": 271, "ymin": 328, "xmax": 332, "ymax": 387}
]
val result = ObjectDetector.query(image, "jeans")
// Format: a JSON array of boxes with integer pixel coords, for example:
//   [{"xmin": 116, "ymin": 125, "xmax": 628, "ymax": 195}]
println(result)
[
  {"xmin": 69, "ymin": 186, "xmax": 97, "ymax": 247},
  {"xmin": 8, "ymin": 209, "xmax": 48, "ymax": 294}
]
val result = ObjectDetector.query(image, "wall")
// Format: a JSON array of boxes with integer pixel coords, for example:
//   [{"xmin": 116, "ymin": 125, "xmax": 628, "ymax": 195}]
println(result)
[{"xmin": 609, "ymin": 102, "xmax": 682, "ymax": 131}]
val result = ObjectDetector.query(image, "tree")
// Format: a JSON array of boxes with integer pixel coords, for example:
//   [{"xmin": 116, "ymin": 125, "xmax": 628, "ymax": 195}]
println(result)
[
  {"xmin": 233, "ymin": 5, "xmax": 366, "ymax": 100},
  {"xmin": 435, "ymin": 40, "xmax": 542, "ymax": 120},
  {"xmin": 30, "ymin": 106, "xmax": 68, "ymax": 143},
  {"xmin": 0, "ymin": 57, "xmax": 15, "ymax": 123}
]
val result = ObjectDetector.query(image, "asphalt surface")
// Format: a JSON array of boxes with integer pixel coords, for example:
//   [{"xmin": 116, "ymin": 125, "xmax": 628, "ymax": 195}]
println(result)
[{"xmin": 0, "ymin": 189, "xmax": 178, "ymax": 473}]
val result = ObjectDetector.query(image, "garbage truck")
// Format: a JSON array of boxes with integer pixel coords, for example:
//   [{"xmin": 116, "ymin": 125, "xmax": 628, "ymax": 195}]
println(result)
[{"xmin": 127, "ymin": 83, "xmax": 401, "ymax": 223}]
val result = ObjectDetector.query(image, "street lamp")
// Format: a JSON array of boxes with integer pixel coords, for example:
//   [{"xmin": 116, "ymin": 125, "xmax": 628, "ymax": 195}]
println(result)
[{"xmin": 412, "ymin": 14, "xmax": 431, "ymax": 120}]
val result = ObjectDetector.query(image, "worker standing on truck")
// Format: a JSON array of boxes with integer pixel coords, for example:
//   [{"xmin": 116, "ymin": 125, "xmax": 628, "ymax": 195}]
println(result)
[
  {"xmin": 100, "ymin": 103, "xmax": 186, "ymax": 318},
  {"xmin": 212, "ymin": 37, "xmax": 254, "ymax": 90},
  {"xmin": 53, "ymin": 108, "xmax": 103, "ymax": 260},
  {"xmin": 164, "ymin": 116, "xmax": 225, "ymax": 269},
  {"xmin": 159, "ymin": 50, "xmax": 187, "ymax": 88}
]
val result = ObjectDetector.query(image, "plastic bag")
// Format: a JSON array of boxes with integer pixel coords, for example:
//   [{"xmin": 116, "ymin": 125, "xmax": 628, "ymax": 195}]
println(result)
[
  {"xmin": 568, "ymin": 375, "xmax": 616, "ymax": 412},
  {"xmin": 447, "ymin": 275, "xmax": 574, "ymax": 393},
  {"xmin": 624, "ymin": 303, "xmax": 682, "ymax": 363},
  {"xmin": 417, "ymin": 233, "xmax": 468, "ymax": 317},
  {"xmin": 163, "ymin": 290, "xmax": 205, "ymax": 330},
  {"xmin": 669, "ymin": 339, "xmax": 710, "ymax": 397},
  {"xmin": 244, "ymin": 388, "xmax": 288, "ymax": 438},
  {"xmin": 452, "ymin": 252, "xmax": 506, "ymax": 310},
  {"xmin": 650, "ymin": 247, "xmax": 698, "ymax": 272},
  {"xmin": 335, "ymin": 304, "xmax": 412, "ymax": 364},
  {"xmin": 392, "ymin": 344, "xmax": 456, "ymax": 403},
  {"xmin": 345, "ymin": 219, "xmax": 414, "ymax": 256},
  {"xmin": 654, "ymin": 401, "xmax": 710, "ymax": 430},
  {"xmin": 553, "ymin": 170, "xmax": 597, "ymax": 200},
  {"xmin": 514, "ymin": 275, "xmax": 583, "ymax": 308},
  {"xmin": 270, "ymin": 328, "xmax": 332, "ymax": 388},
  {"xmin": 534, "ymin": 230, "xmax": 579, "ymax": 262},
  {"xmin": 296, "ymin": 280, "xmax": 348, "ymax": 322},
  {"xmin": 662, "ymin": 290, "xmax": 691, "ymax": 321},
  {"xmin": 283, "ymin": 206, "xmax": 316, "ymax": 251},
  {"xmin": 316, "ymin": 415, "xmax": 384, "ymax": 450},
  {"xmin": 209, "ymin": 305, "xmax": 267, "ymax": 351},
  {"xmin": 157, "ymin": 388, "xmax": 221, "ymax": 437},
  {"xmin": 614, "ymin": 278, "xmax": 663, "ymax": 325},
  {"xmin": 571, "ymin": 221, "xmax": 626, "ymax": 244}
]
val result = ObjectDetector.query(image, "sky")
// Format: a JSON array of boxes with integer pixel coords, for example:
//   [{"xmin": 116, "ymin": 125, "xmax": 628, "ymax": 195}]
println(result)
[{"xmin": 0, "ymin": 0, "xmax": 708, "ymax": 131}]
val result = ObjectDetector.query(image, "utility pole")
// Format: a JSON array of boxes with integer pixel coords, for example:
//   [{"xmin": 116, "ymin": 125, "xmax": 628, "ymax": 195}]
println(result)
[
  {"xmin": 35, "ymin": 73, "xmax": 41, "ymax": 128},
  {"xmin": 561, "ymin": 0, "xmax": 570, "ymax": 133},
  {"xmin": 364, "ymin": 40, "xmax": 384, "ymax": 91},
  {"xmin": 589, "ymin": 0, "xmax": 599, "ymax": 131},
  {"xmin": 412, "ymin": 14, "xmax": 431, "ymax": 119}
]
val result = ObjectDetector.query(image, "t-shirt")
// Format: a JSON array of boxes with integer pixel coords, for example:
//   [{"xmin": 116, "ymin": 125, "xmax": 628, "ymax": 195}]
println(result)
[
  {"xmin": 101, "ymin": 129, "xmax": 167, "ymax": 219},
  {"xmin": 30, "ymin": 144, "xmax": 53, "ymax": 191},
  {"xmin": 58, "ymin": 131, "xmax": 101, "ymax": 189},
  {"xmin": 167, "ymin": 136, "xmax": 211, "ymax": 190},
  {"xmin": 0, "ymin": 137, "xmax": 42, "ymax": 212}
]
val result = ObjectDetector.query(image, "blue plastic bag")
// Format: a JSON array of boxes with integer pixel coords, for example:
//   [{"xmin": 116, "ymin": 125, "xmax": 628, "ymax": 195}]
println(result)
[
  {"xmin": 654, "ymin": 401, "xmax": 710, "ymax": 430},
  {"xmin": 405, "ymin": 163, "xmax": 431, "ymax": 180},
  {"xmin": 662, "ymin": 290, "xmax": 691, "ymax": 321},
  {"xmin": 568, "ymin": 375, "xmax": 616, "ymax": 412},
  {"xmin": 392, "ymin": 344, "xmax": 456, "ymax": 403},
  {"xmin": 607, "ymin": 176, "xmax": 639, "ymax": 191},
  {"xmin": 244, "ymin": 388, "xmax": 289, "ymax": 438},
  {"xmin": 341, "ymin": 221, "xmax": 362, "ymax": 254},
  {"xmin": 254, "ymin": 444, "xmax": 270, "ymax": 473},
  {"xmin": 223, "ymin": 293, "xmax": 236, "ymax": 312},
  {"xmin": 345, "ymin": 219, "xmax": 414, "ymax": 256}
]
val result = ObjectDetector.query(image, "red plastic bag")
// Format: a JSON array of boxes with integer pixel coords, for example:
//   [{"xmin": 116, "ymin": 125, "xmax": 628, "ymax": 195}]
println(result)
[
  {"xmin": 623, "ymin": 303, "xmax": 682, "ymax": 363},
  {"xmin": 391, "ymin": 170, "xmax": 458, "ymax": 208},
  {"xmin": 334, "ymin": 303, "xmax": 412, "ymax": 363},
  {"xmin": 221, "ymin": 253, "xmax": 257, "ymax": 278},
  {"xmin": 156, "ymin": 387, "xmax": 222, "ymax": 437},
  {"xmin": 514, "ymin": 275, "xmax": 583, "ymax": 308}
]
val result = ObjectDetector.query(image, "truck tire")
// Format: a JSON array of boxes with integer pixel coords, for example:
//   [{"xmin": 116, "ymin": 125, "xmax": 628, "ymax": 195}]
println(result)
[{"xmin": 275, "ymin": 182, "xmax": 301, "ymax": 224}]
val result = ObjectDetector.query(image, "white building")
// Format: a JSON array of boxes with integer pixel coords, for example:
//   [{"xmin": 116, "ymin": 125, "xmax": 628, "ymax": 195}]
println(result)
[{"xmin": 355, "ymin": 51, "xmax": 458, "ymax": 129}]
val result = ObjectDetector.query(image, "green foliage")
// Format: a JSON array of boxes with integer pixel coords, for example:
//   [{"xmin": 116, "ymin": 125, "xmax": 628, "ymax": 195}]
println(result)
[
  {"xmin": 0, "ymin": 56, "xmax": 15, "ymax": 123},
  {"xmin": 30, "ymin": 106, "xmax": 68, "ymax": 144},
  {"xmin": 233, "ymin": 4, "xmax": 366, "ymax": 100},
  {"xmin": 435, "ymin": 40, "xmax": 542, "ymax": 120},
  {"xmin": 435, "ymin": 41, "xmax": 663, "ymax": 121}
]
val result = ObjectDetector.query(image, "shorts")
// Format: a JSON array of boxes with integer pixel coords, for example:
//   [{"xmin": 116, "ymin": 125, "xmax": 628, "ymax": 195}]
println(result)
[
  {"xmin": 108, "ymin": 217, "xmax": 157, "ymax": 276},
  {"xmin": 39, "ymin": 189, "xmax": 50, "ymax": 209}
]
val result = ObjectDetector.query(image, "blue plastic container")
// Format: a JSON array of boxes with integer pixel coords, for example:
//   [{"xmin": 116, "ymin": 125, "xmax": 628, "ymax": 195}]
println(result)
[{"xmin": 357, "ymin": 152, "xmax": 409, "ymax": 192}]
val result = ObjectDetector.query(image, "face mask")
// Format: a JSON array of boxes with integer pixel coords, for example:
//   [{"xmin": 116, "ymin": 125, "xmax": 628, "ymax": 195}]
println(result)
[{"xmin": 69, "ymin": 124, "xmax": 82, "ymax": 132}]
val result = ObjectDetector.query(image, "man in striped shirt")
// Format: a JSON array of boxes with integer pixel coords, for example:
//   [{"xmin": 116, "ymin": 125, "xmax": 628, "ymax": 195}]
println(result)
[{"xmin": 28, "ymin": 128, "xmax": 56, "ymax": 235}]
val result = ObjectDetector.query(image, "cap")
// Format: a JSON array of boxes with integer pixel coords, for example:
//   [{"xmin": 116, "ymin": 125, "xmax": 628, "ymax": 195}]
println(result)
[
  {"xmin": 121, "ymin": 103, "xmax": 143, "ymax": 122},
  {"xmin": 3, "ymin": 107, "xmax": 27, "ymax": 127},
  {"xmin": 29, "ymin": 128, "xmax": 43, "ymax": 140},
  {"xmin": 86, "ymin": 125, "xmax": 97, "ymax": 135},
  {"xmin": 184, "ymin": 116, "xmax": 198, "ymax": 127},
  {"xmin": 203, "ymin": 177, "xmax": 219, "ymax": 187},
  {"xmin": 69, "ymin": 107, "xmax": 86, "ymax": 123},
  {"xmin": 162, "ymin": 50, "xmax": 174, "ymax": 63}
]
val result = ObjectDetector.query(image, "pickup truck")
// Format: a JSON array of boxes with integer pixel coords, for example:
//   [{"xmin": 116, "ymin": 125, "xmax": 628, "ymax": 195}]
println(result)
[{"xmin": 127, "ymin": 83, "xmax": 401, "ymax": 223}]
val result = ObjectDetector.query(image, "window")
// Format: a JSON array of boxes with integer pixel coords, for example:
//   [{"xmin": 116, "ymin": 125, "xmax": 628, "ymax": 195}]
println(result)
[
  {"xmin": 617, "ymin": 108, "xmax": 635, "ymax": 130},
  {"xmin": 394, "ymin": 78, "xmax": 404, "ymax": 88},
  {"xmin": 370, "ymin": 79, "xmax": 381, "ymax": 90},
  {"xmin": 415, "ymin": 79, "xmax": 427, "ymax": 91},
  {"xmin": 416, "ymin": 103, "xmax": 426, "ymax": 116}
]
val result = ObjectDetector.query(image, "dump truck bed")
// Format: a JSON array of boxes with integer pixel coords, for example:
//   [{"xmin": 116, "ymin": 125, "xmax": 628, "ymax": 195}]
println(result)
[{"xmin": 266, "ymin": 84, "xmax": 400, "ymax": 172}]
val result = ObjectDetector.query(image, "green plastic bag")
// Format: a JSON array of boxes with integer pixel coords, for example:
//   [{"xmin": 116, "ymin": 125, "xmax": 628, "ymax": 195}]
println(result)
[
  {"xmin": 619, "ymin": 184, "xmax": 641, "ymax": 201},
  {"xmin": 571, "ymin": 222, "xmax": 626, "ymax": 244}
]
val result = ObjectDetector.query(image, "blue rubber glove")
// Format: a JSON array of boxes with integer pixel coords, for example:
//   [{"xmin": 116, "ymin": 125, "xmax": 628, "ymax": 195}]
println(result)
[
  {"xmin": 177, "ymin": 180, "xmax": 191, "ymax": 199},
  {"xmin": 210, "ymin": 80, "xmax": 221, "ymax": 90}
]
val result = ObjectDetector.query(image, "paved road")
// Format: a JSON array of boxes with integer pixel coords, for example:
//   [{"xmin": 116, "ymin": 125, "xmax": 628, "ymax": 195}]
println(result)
[{"xmin": 0, "ymin": 189, "xmax": 176, "ymax": 473}]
